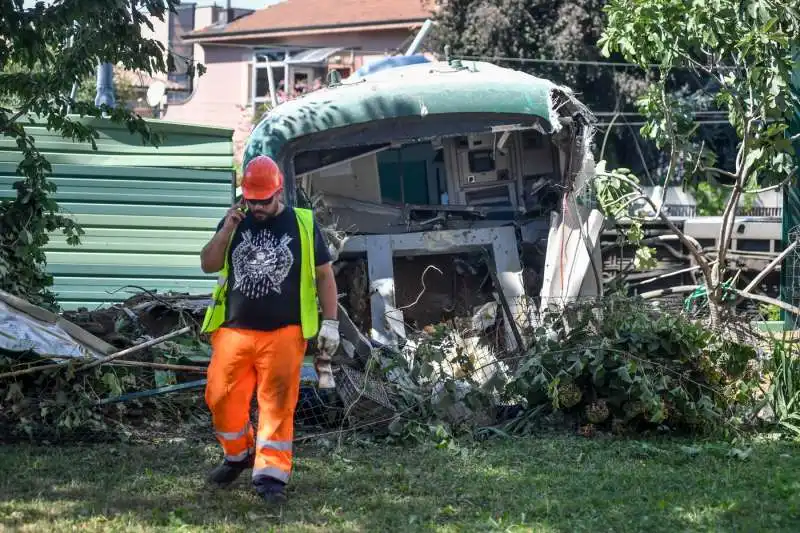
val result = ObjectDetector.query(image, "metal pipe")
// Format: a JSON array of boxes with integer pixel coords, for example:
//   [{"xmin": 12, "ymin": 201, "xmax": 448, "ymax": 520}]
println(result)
[
  {"xmin": 264, "ymin": 56, "xmax": 278, "ymax": 107},
  {"xmin": 405, "ymin": 19, "xmax": 434, "ymax": 56},
  {"xmin": 94, "ymin": 379, "xmax": 208, "ymax": 406},
  {"xmin": 94, "ymin": 61, "xmax": 116, "ymax": 111}
]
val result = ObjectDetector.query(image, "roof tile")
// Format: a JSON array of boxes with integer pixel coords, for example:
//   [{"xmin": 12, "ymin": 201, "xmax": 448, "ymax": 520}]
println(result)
[{"xmin": 200, "ymin": 0, "xmax": 432, "ymax": 36}]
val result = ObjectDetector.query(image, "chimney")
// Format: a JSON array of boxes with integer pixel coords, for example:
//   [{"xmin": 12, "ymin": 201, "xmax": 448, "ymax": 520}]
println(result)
[{"xmin": 218, "ymin": 0, "xmax": 232, "ymax": 25}]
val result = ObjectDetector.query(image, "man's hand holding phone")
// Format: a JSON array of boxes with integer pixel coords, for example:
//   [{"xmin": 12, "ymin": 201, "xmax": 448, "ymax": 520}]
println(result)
[{"xmin": 222, "ymin": 201, "xmax": 246, "ymax": 234}]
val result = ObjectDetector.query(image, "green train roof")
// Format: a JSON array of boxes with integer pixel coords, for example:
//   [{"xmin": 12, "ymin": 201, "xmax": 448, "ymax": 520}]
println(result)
[{"xmin": 243, "ymin": 60, "xmax": 591, "ymax": 168}]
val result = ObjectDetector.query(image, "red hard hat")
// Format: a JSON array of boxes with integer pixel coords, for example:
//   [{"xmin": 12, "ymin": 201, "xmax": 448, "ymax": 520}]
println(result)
[{"xmin": 242, "ymin": 155, "xmax": 284, "ymax": 200}]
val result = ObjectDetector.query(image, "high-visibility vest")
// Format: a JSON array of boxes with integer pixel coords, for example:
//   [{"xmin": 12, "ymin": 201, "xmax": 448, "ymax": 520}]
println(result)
[{"xmin": 200, "ymin": 207, "xmax": 320, "ymax": 340}]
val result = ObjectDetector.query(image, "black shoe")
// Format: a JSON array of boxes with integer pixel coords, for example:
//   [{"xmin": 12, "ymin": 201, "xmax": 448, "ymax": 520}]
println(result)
[
  {"xmin": 260, "ymin": 488, "xmax": 288, "ymax": 506},
  {"xmin": 254, "ymin": 476, "xmax": 288, "ymax": 506},
  {"xmin": 206, "ymin": 455, "xmax": 255, "ymax": 489}
]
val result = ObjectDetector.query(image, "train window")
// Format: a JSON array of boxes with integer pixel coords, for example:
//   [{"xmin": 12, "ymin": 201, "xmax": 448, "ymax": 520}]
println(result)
[
  {"xmin": 774, "ymin": 240, "xmax": 783, "ymax": 251},
  {"xmin": 736, "ymin": 238, "xmax": 770, "ymax": 252}
]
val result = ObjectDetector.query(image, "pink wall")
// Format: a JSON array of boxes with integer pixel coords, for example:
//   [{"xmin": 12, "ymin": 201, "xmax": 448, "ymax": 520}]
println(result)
[
  {"xmin": 161, "ymin": 28, "xmax": 415, "ymax": 160},
  {"xmin": 161, "ymin": 46, "xmax": 251, "ymax": 130}
]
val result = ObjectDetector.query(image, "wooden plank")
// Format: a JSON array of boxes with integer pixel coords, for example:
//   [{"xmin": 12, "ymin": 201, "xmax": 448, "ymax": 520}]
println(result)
[
  {"xmin": 12, "ymin": 115, "xmax": 234, "ymax": 138},
  {"xmin": 53, "ymin": 276, "xmax": 214, "ymax": 289},
  {"xmin": 46, "ymin": 251, "xmax": 204, "ymax": 267},
  {"xmin": 46, "ymin": 189, "xmax": 228, "ymax": 207},
  {"xmin": 52, "ymin": 281, "xmax": 215, "ymax": 299},
  {"xmin": 49, "ymin": 227, "xmax": 215, "ymax": 241},
  {"xmin": 10, "ymin": 127, "xmax": 227, "ymax": 142},
  {"xmin": 0, "ymin": 177, "xmax": 231, "ymax": 194}
]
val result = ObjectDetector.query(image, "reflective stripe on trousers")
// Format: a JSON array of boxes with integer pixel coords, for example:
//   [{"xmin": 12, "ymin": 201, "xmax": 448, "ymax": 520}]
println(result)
[
  {"xmin": 256, "ymin": 438, "xmax": 292, "ymax": 452},
  {"xmin": 225, "ymin": 449, "xmax": 253, "ymax": 462},
  {"xmin": 216, "ymin": 421, "xmax": 251, "ymax": 441}
]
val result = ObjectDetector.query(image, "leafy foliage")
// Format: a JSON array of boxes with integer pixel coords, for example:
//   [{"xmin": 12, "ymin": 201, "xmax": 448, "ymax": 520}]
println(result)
[
  {"xmin": 597, "ymin": 0, "xmax": 800, "ymax": 318},
  {"xmin": 0, "ymin": 0, "xmax": 204, "ymax": 307},
  {"xmin": 764, "ymin": 337, "xmax": 800, "ymax": 436},
  {"xmin": 431, "ymin": 0, "xmax": 680, "ymax": 182},
  {"xmin": 382, "ymin": 295, "xmax": 762, "ymax": 442},
  {"xmin": 430, "ymin": 0, "xmax": 644, "ymax": 112},
  {"xmin": 0, "ymin": 354, "xmax": 202, "ymax": 441},
  {"xmin": 593, "ymin": 160, "xmax": 658, "ymax": 270},
  {"xmin": 508, "ymin": 295, "xmax": 760, "ymax": 435}
]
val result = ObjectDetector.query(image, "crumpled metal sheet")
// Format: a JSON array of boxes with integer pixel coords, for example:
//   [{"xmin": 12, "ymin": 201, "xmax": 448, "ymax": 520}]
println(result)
[{"xmin": 0, "ymin": 290, "xmax": 114, "ymax": 360}]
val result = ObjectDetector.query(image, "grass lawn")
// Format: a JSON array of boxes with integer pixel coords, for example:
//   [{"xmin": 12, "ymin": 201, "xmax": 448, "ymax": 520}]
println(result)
[{"xmin": 0, "ymin": 435, "xmax": 799, "ymax": 532}]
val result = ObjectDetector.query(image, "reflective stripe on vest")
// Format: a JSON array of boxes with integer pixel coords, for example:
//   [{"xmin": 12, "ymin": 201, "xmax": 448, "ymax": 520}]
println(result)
[{"xmin": 200, "ymin": 207, "xmax": 320, "ymax": 339}]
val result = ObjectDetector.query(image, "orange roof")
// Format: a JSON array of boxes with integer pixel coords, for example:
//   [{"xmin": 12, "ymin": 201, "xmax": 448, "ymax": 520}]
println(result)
[{"xmin": 186, "ymin": 0, "xmax": 433, "ymax": 40}]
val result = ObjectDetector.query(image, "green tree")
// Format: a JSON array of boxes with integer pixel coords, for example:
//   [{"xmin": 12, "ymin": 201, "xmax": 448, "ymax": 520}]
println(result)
[
  {"xmin": 429, "ymin": 0, "xmax": 659, "ymax": 173},
  {"xmin": 430, "ymin": 0, "xmax": 746, "ymax": 198},
  {"xmin": 595, "ymin": 0, "xmax": 800, "ymax": 324},
  {"xmin": 0, "ymin": 0, "xmax": 203, "ymax": 308}
]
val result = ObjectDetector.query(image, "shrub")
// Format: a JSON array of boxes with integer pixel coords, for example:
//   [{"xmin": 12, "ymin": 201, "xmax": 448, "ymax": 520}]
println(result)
[{"xmin": 507, "ymin": 295, "xmax": 760, "ymax": 434}]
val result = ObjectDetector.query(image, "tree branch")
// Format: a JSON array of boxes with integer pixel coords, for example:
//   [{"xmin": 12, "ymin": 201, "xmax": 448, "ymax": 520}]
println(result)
[
  {"xmin": 598, "ymin": 172, "xmax": 712, "ymax": 283},
  {"xmin": 658, "ymin": 82, "xmax": 679, "ymax": 209},
  {"xmin": 745, "ymin": 175, "xmax": 792, "ymax": 194},
  {"xmin": 715, "ymin": 118, "xmax": 754, "ymax": 284},
  {"xmin": 699, "ymin": 165, "xmax": 738, "ymax": 181},
  {"xmin": 739, "ymin": 239, "xmax": 798, "ymax": 295}
]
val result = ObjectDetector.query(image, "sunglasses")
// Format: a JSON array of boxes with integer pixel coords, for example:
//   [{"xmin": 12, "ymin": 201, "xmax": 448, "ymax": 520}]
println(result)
[{"xmin": 246, "ymin": 195, "xmax": 278, "ymax": 207}]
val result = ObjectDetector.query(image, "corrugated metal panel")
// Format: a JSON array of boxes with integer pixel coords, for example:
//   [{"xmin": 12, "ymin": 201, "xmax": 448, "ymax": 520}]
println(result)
[
  {"xmin": 780, "ymin": 48, "xmax": 800, "ymax": 321},
  {"xmin": 0, "ymin": 116, "xmax": 234, "ymax": 310}
]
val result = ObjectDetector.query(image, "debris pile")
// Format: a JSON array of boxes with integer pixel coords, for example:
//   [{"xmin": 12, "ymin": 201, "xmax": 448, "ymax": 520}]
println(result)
[
  {"xmin": 1, "ymin": 270, "xmax": 772, "ymax": 444},
  {"xmin": 0, "ymin": 289, "xmax": 212, "ymax": 442}
]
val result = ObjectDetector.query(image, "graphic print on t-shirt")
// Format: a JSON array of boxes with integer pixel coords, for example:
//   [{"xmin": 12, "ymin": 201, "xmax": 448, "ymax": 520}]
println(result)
[{"xmin": 231, "ymin": 228, "xmax": 294, "ymax": 299}]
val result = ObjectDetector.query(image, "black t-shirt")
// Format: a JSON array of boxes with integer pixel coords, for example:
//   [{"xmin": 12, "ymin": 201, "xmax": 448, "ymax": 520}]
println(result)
[{"xmin": 215, "ymin": 207, "xmax": 332, "ymax": 332}]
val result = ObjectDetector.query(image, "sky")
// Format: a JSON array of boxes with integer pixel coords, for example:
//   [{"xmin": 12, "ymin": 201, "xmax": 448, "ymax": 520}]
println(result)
[{"xmin": 23, "ymin": 1, "xmax": 279, "ymax": 8}]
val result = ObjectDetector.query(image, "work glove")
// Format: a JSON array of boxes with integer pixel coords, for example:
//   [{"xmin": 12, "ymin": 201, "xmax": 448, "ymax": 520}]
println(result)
[{"xmin": 315, "ymin": 319, "xmax": 340, "ymax": 389}]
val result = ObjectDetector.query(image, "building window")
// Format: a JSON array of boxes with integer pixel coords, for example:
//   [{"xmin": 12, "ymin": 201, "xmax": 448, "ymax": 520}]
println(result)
[
  {"xmin": 255, "ymin": 66, "xmax": 285, "ymax": 100},
  {"xmin": 252, "ymin": 48, "xmax": 291, "ymax": 105},
  {"xmin": 250, "ymin": 48, "xmax": 347, "ymax": 105}
]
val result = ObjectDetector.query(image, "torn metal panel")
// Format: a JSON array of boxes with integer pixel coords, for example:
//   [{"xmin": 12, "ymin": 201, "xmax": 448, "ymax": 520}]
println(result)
[
  {"xmin": 539, "ymin": 204, "xmax": 605, "ymax": 313},
  {"xmin": 0, "ymin": 289, "xmax": 115, "ymax": 360}
]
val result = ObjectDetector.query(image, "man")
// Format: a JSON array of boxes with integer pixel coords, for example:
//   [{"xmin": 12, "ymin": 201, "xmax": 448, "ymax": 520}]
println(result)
[{"xmin": 199, "ymin": 154, "xmax": 340, "ymax": 505}]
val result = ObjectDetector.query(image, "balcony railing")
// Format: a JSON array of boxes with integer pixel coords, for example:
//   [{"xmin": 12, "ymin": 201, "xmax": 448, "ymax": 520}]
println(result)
[{"xmin": 663, "ymin": 204, "xmax": 783, "ymax": 218}]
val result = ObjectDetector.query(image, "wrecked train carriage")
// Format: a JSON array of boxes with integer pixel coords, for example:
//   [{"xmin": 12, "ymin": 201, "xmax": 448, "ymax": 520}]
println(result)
[{"xmin": 242, "ymin": 59, "xmax": 603, "ymax": 348}]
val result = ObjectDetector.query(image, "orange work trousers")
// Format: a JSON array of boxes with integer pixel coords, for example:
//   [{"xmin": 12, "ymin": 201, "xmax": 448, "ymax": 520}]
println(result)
[{"xmin": 205, "ymin": 326, "xmax": 307, "ymax": 485}]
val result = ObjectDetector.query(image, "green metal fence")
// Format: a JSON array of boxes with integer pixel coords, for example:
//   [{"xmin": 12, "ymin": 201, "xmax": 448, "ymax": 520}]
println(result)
[
  {"xmin": 0, "ymin": 116, "xmax": 234, "ymax": 310},
  {"xmin": 781, "ymin": 50, "xmax": 800, "ymax": 323}
]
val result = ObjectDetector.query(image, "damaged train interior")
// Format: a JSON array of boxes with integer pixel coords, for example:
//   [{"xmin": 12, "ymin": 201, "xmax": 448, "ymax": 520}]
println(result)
[{"xmin": 242, "ymin": 58, "xmax": 603, "ymax": 353}]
